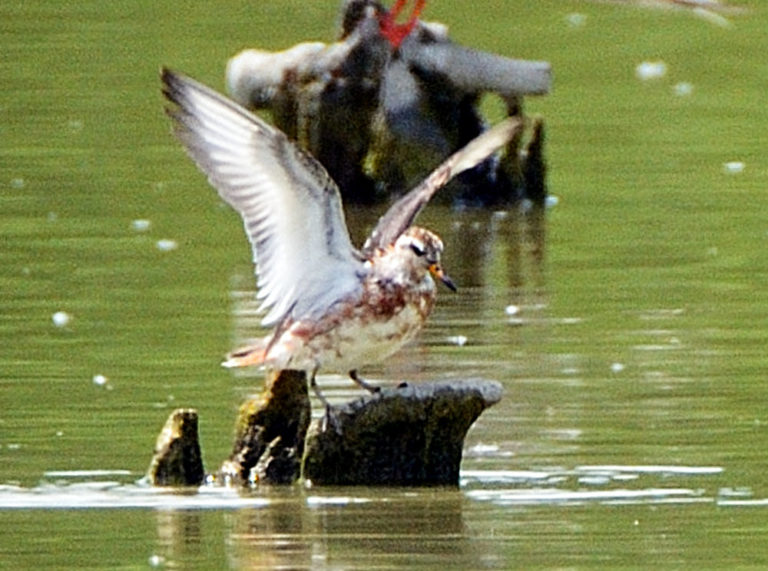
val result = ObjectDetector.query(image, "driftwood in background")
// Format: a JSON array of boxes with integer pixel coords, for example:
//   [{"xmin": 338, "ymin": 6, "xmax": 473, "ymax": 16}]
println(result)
[{"xmin": 226, "ymin": 0, "xmax": 551, "ymax": 205}]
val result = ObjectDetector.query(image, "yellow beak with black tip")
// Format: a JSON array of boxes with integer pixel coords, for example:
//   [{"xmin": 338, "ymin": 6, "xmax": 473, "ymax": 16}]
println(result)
[{"xmin": 429, "ymin": 264, "xmax": 457, "ymax": 292}]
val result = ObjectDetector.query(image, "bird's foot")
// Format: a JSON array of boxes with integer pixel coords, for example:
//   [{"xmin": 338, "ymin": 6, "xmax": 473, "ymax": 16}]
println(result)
[
  {"xmin": 349, "ymin": 370, "xmax": 381, "ymax": 394},
  {"xmin": 321, "ymin": 404, "xmax": 343, "ymax": 435}
]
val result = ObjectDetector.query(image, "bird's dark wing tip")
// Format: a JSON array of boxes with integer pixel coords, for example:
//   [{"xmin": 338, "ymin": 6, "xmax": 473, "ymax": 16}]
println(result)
[{"xmin": 160, "ymin": 67, "xmax": 183, "ymax": 103}]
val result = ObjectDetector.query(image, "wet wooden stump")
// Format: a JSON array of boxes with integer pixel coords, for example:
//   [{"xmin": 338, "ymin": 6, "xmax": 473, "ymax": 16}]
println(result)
[
  {"xmin": 303, "ymin": 379, "xmax": 503, "ymax": 486},
  {"xmin": 147, "ymin": 408, "xmax": 205, "ymax": 487},
  {"xmin": 218, "ymin": 369, "xmax": 311, "ymax": 485},
  {"xmin": 147, "ymin": 374, "xmax": 501, "ymax": 487}
]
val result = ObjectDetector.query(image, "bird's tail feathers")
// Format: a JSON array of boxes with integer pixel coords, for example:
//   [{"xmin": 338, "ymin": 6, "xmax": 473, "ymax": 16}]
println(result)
[{"xmin": 221, "ymin": 341, "xmax": 268, "ymax": 368}]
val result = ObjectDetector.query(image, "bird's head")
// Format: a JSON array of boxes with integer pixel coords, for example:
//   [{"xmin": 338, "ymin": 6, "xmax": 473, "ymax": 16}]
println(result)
[{"xmin": 395, "ymin": 226, "xmax": 456, "ymax": 291}]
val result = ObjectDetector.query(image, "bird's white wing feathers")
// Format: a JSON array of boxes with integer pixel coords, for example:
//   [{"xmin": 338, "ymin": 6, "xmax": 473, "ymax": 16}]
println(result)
[{"xmin": 162, "ymin": 68, "xmax": 363, "ymax": 326}]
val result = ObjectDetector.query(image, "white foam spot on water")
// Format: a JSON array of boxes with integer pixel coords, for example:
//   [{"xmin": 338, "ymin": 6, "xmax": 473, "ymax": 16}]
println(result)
[
  {"xmin": 131, "ymin": 219, "xmax": 151, "ymax": 232},
  {"xmin": 156, "ymin": 239, "xmax": 178, "ymax": 252},
  {"xmin": 565, "ymin": 13, "xmax": 587, "ymax": 28},
  {"xmin": 52, "ymin": 311, "xmax": 71, "ymax": 328},
  {"xmin": 505, "ymin": 304, "xmax": 520, "ymax": 316},
  {"xmin": 635, "ymin": 61, "xmax": 667, "ymax": 80},
  {"xmin": 673, "ymin": 82, "xmax": 694, "ymax": 96},
  {"xmin": 447, "ymin": 335, "xmax": 468, "ymax": 346}
]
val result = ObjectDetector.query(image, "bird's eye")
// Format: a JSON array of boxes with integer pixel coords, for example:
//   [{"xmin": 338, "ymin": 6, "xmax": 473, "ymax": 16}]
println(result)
[{"xmin": 410, "ymin": 243, "xmax": 426, "ymax": 257}]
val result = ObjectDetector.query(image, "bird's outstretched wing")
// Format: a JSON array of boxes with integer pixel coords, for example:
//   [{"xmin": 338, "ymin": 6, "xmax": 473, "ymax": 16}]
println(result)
[
  {"xmin": 363, "ymin": 117, "xmax": 521, "ymax": 254},
  {"xmin": 162, "ymin": 68, "xmax": 364, "ymax": 326}
]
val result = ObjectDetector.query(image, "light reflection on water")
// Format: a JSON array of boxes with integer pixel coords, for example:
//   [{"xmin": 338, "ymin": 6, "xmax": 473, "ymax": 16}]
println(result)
[
  {"xmin": 0, "ymin": 465, "xmax": 756, "ymax": 568},
  {"xmin": 0, "ymin": 464, "xmax": 736, "ymax": 510}
]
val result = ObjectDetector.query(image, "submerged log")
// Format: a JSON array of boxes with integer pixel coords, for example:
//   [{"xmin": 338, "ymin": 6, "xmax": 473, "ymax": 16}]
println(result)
[
  {"xmin": 147, "ymin": 408, "xmax": 205, "ymax": 487},
  {"xmin": 218, "ymin": 369, "xmax": 311, "ymax": 485},
  {"xmin": 303, "ymin": 379, "xmax": 503, "ymax": 486}
]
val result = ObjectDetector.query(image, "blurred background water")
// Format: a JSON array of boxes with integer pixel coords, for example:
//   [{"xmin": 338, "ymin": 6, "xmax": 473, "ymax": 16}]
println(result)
[{"xmin": 2, "ymin": 0, "xmax": 768, "ymax": 567}]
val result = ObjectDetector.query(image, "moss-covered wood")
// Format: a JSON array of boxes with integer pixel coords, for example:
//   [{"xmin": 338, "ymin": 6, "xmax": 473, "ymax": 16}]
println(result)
[
  {"xmin": 303, "ymin": 379, "xmax": 503, "ymax": 486},
  {"xmin": 147, "ymin": 408, "xmax": 205, "ymax": 487},
  {"xmin": 147, "ymin": 376, "xmax": 502, "ymax": 488},
  {"xmin": 218, "ymin": 369, "xmax": 311, "ymax": 485}
]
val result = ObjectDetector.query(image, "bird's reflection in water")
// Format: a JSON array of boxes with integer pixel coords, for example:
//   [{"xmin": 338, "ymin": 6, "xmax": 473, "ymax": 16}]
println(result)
[
  {"xmin": 153, "ymin": 509, "xmax": 212, "ymax": 567},
  {"xmin": 224, "ymin": 490, "xmax": 480, "ymax": 569}
]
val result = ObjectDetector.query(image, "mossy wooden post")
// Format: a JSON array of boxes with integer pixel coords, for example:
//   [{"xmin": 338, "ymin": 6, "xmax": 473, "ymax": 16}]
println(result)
[
  {"xmin": 147, "ymin": 377, "xmax": 502, "ymax": 487},
  {"xmin": 303, "ymin": 379, "xmax": 503, "ymax": 486},
  {"xmin": 218, "ymin": 369, "xmax": 311, "ymax": 485},
  {"xmin": 147, "ymin": 408, "xmax": 205, "ymax": 487}
]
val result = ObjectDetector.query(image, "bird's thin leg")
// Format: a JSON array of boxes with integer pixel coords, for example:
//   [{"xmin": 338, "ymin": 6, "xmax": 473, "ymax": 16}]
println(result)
[
  {"xmin": 311, "ymin": 367, "xmax": 343, "ymax": 434},
  {"xmin": 349, "ymin": 369, "xmax": 381, "ymax": 394},
  {"xmin": 310, "ymin": 366, "xmax": 331, "ymax": 408}
]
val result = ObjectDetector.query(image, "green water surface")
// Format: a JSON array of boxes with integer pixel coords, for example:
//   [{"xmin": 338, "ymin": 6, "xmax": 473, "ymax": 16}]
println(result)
[{"xmin": 2, "ymin": 0, "xmax": 768, "ymax": 568}]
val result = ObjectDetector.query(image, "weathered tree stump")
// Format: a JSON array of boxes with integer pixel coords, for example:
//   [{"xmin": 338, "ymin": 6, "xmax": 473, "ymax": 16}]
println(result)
[
  {"xmin": 147, "ymin": 408, "xmax": 205, "ymax": 487},
  {"xmin": 218, "ymin": 369, "xmax": 311, "ymax": 485},
  {"xmin": 147, "ymin": 376, "xmax": 502, "ymax": 488},
  {"xmin": 303, "ymin": 379, "xmax": 503, "ymax": 486}
]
